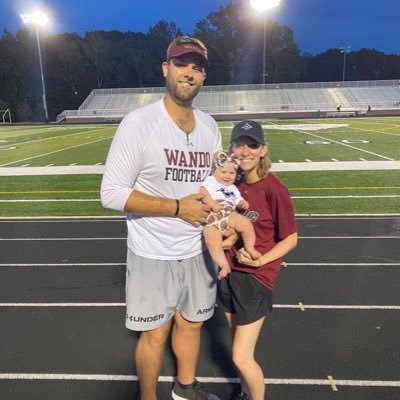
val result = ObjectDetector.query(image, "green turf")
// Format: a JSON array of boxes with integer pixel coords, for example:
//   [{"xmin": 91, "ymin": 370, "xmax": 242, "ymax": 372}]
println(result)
[
  {"xmin": 1, "ymin": 117, "xmax": 400, "ymax": 217},
  {"xmin": 0, "ymin": 170, "xmax": 399, "ymax": 217}
]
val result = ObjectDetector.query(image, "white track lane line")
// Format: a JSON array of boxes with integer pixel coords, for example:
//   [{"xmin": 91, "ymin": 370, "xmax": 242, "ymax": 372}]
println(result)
[
  {"xmin": 0, "ymin": 374, "xmax": 398, "ymax": 388},
  {"xmin": 0, "ymin": 303, "xmax": 399, "ymax": 309}
]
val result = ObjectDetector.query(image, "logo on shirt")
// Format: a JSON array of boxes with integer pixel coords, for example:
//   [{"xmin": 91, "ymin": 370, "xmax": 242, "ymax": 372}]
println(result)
[
  {"xmin": 163, "ymin": 149, "xmax": 211, "ymax": 182},
  {"xmin": 217, "ymin": 188, "xmax": 235, "ymax": 198},
  {"xmin": 242, "ymin": 209, "xmax": 259, "ymax": 222}
]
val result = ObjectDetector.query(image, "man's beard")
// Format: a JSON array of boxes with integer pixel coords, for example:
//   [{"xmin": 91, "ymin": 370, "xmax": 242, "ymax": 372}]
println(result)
[{"xmin": 165, "ymin": 77, "xmax": 202, "ymax": 107}]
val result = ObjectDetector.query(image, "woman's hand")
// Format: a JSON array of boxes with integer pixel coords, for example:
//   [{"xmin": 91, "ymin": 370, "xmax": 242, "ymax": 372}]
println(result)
[{"xmin": 236, "ymin": 248, "xmax": 262, "ymax": 267}]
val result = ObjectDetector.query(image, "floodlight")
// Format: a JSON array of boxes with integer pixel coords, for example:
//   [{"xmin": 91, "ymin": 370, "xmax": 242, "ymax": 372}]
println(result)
[
  {"xmin": 250, "ymin": 0, "xmax": 281, "ymax": 84},
  {"xmin": 340, "ymin": 46, "xmax": 350, "ymax": 81},
  {"xmin": 250, "ymin": 0, "xmax": 281, "ymax": 11},
  {"xmin": 21, "ymin": 9, "xmax": 50, "ymax": 121},
  {"xmin": 20, "ymin": 10, "xmax": 49, "ymax": 26}
]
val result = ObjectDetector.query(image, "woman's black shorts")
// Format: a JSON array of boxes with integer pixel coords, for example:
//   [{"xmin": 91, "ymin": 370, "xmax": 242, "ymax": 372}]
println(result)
[{"xmin": 217, "ymin": 270, "xmax": 273, "ymax": 325}]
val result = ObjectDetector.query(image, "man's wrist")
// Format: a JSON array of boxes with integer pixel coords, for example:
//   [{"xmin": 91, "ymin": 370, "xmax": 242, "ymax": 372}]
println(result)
[{"xmin": 174, "ymin": 199, "xmax": 180, "ymax": 216}]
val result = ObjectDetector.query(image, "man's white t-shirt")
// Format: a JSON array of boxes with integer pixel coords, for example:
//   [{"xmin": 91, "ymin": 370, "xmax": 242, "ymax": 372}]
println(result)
[{"xmin": 101, "ymin": 99, "xmax": 221, "ymax": 260}]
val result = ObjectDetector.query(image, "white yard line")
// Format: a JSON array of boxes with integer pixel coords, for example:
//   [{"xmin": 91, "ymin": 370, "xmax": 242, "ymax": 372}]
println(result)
[
  {"xmin": 0, "ymin": 199, "xmax": 100, "ymax": 202},
  {"xmin": 1, "ymin": 160, "xmax": 400, "ymax": 175},
  {"xmin": 0, "ymin": 127, "xmax": 112, "ymax": 144},
  {"xmin": 1, "ymin": 194, "xmax": 399, "ymax": 203},
  {"xmin": 0, "ymin": 136, "xmax": 112, "ymax": 167},
  {"xmin": 295, "ymin": 129, "xmax": 395, "ymax": 160},
  {"xmin": 350, "ymin": 125, "xmax": 400, "ymax": 137},
  {"xmin": 291, "ymin": 195, "xmax": 400, "ymax": 199}
]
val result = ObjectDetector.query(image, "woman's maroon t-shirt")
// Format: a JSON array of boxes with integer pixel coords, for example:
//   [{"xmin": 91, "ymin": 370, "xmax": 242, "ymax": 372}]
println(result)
[{"xmin": 226, "ymin": 172, "xmax": 297, "ymax": 290}]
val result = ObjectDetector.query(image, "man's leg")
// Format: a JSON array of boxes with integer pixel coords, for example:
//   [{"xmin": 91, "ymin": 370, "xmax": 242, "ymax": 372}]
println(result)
[
  {"xmin": 171, "ymin": 310, "xmax": 203, "ymax": 385},
  {"xmin": 170, "ymin": 253, "xmax": 220, "ymax": 399},
  {"xmin": 135, "ymin": 320, "xmax": 172, "ymax": 400}
]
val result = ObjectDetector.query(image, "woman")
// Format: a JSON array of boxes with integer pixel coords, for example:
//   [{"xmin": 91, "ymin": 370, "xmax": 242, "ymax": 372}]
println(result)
[{"xmin": 219, "ymin": 120, "xmax": 298, "ymax": 400}]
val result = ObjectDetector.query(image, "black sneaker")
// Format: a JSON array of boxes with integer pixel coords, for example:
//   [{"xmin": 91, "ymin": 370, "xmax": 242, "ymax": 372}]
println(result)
[
  {"xmin": 229, "ymin": 389, "xmax": 250, "ymax": 400},
  {"xmin": 172, "ymin": 380, "xmax": 221, "ymax": 400}
]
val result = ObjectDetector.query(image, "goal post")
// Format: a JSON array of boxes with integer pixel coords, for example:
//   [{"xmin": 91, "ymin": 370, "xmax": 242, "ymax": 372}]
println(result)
[{"xmin": 0, "ymin": 109, "xmax": 12, "ymax": 123}]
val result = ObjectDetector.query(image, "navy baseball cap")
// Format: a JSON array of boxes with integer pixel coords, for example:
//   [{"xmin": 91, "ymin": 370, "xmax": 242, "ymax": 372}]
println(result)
[{"xmin": 231, "ymin": 120, "xmax": 265, "ymax": 144}]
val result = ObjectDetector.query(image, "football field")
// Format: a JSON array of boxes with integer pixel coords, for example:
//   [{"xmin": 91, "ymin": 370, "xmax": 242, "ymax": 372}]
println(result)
[
  {"xmin": 1, "ymin": 119, "xmax": 400, "ymax": 400},
  {"xmin": 0, "ymin": 117, "xmax": 399, "ymax": 217}
]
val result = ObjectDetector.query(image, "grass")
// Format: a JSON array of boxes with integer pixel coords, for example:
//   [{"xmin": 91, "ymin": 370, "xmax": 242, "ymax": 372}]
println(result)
[{"xmin": 1, "ymin": 117, "xmax": 400, "ymax": 217}]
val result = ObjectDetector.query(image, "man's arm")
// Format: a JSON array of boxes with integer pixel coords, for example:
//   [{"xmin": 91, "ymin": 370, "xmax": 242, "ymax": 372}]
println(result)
[{"xmin": 124, "ymin": 190, "xmax": 211, "ymax": 227}]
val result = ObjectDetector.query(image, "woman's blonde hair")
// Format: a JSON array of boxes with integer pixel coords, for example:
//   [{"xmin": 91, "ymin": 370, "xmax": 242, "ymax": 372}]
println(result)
[{"xmin": 257, "ymin": 150, "xmax": 272, "ymax": 179}]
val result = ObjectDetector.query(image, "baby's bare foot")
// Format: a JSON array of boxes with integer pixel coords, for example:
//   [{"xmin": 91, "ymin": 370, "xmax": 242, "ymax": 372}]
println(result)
[
  {"xmin": 247, "ymin": 248, "xmax": 262, "ymax": 260},
  {"xmin": 218, "ymin": 266, "xmax": 231, "ymax": 280}
]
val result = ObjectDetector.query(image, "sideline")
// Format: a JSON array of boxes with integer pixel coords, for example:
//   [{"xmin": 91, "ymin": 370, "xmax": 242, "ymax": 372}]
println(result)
[{"xmin": 1, "ymin": 160, "xmax": 400, "ymax": 176}]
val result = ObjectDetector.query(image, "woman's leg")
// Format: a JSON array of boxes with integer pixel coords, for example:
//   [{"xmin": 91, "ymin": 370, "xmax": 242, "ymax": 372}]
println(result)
[
  {"xmin": 225, "ymin": 313, "xmax": 250, "ymax": 396},
  {"xmin": 229, "ymin": 315, "xmax": 266, "ymax": 400}
]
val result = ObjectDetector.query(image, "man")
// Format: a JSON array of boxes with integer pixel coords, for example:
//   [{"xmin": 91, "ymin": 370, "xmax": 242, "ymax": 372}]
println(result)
[{"xmin": 101, "ymin": 36, "xmax": 221, "ymax": 400}]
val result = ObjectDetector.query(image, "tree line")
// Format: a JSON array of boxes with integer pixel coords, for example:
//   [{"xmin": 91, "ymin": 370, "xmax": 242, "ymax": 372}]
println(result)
[{"xmin": 1, "ymin": 1, "xmax": 399, "ymax": 122}]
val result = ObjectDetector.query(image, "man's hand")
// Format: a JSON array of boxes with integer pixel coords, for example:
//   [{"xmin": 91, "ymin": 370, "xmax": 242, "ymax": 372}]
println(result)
[
  {"xmin": 178, "ymin": 193, "xmax": 211, "ymax": 226},
  {"xmin": 212, "ymin": 202, "xmax": 222, "ymax": 212}
]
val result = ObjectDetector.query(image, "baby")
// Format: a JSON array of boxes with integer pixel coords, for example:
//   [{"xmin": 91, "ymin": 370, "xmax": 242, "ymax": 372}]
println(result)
[{"xmin": 200, "ymin": 150, "xmax": 262, "ymax": 279}]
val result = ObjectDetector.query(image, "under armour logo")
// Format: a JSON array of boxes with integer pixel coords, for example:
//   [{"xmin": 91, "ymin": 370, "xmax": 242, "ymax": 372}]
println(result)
[{"xmin": 241, "ymin": 122, "xmax": 253, "ymax": 130}]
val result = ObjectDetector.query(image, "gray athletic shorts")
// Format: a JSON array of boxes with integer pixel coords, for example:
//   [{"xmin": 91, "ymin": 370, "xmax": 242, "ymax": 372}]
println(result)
[{"xmin": 125, "ymin": 249, "xmax": 218, "ymax": 331}]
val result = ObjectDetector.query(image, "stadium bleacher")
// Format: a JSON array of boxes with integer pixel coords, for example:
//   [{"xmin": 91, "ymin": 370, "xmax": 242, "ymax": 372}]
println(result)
[{"xmin": 56, "ymin": 79, "xmax": 400, "ymax": 123}]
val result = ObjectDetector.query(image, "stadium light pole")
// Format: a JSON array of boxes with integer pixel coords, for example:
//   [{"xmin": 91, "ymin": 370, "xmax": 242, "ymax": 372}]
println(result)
[
  {"xmin": 250, "ymin": 0, "xmax": 281, "ymax": 85},
  {"xmin": 21, "ymin": 10, "xmax": 50, "ymax": 122},
  {"xmin": 340, "ymin": 46, "xmax": 350, "ymax": 82}
]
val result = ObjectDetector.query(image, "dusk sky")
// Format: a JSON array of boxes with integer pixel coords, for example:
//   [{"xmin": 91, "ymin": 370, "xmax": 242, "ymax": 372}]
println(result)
[{"xmin": 1, "ymin": 0, "xmax": 399, "ymax": 56}]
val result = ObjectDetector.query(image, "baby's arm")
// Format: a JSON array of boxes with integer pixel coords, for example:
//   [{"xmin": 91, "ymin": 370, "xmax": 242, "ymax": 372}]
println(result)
[
  {"xmin": 237, "ymin": 199, "xmax": 249, "ymax": 209},
  {"xmin": 200, "ymin": 186, "xmax": 222, "ymax": 212},
  {"xmin": 233, "ymin": 186, "xmax": 249, "ymax": 210}
]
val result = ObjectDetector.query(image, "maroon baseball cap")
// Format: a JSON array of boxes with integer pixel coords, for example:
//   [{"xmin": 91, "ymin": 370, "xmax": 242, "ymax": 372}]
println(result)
[{"xmin": 167, "ymin": 42, "xmax": 209, "ymax": 67}]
